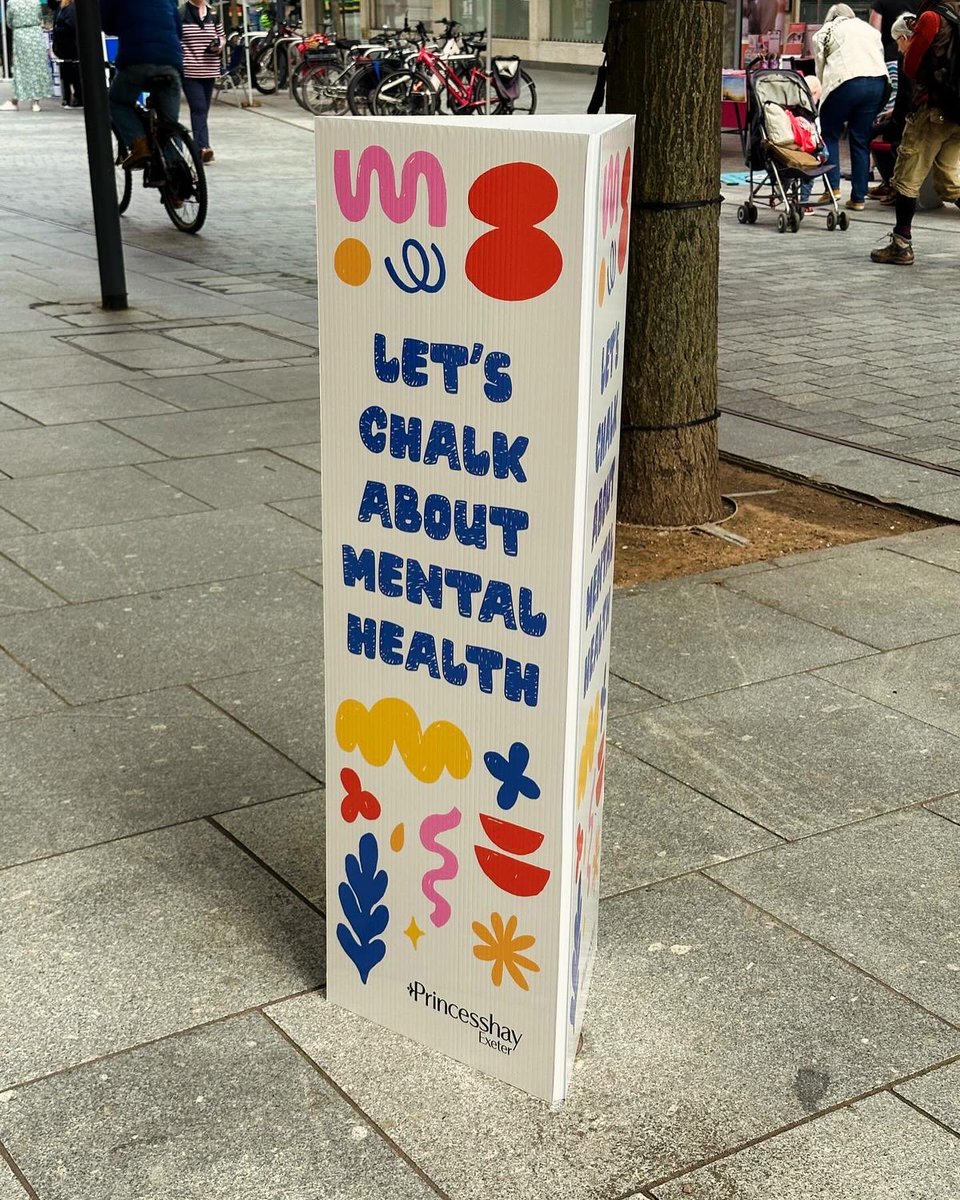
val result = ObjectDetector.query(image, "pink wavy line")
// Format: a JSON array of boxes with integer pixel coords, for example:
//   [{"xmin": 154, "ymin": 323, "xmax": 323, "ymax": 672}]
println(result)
[
  {"xmin": 419, "ymin": 806, "xmax": 461, "ymax": 928},
  {"xmin": 333, "ymin": 146, "xmax": 447, "ymax": 228}
]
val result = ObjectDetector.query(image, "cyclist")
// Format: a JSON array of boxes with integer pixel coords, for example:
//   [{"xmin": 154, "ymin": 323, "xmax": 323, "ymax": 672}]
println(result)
[{"xmin": 101, "ymin": 0, "xmax": 183, "ymax": 168}]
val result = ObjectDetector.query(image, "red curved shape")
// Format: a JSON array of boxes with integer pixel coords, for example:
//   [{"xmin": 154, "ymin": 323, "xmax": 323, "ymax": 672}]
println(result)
[
  {"xmin": 479, "ymin": 813, "xmax": 544, "ymax": 857},
  {"xmin": 474, "ymin": 846, "xmax": 550, "ymax": 897}
]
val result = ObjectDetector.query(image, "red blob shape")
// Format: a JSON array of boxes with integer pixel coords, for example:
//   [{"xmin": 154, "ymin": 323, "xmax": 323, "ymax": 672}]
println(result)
[
  {"xmin": 474, "ymin": 845, "xmax": 550, "ymax": 897},
  {"xmin": 479, "ymin": 813, "xmax": 544, "ymax": 857},
  {"xmin": 465, "ymin": 162, "xmax": 563, "ymax": 302},
  {"xmin": 617, "ymin": 148, "xmax": 631, "ymax": 274},
  {"xmin": 575, "ymin": 825, "xmax": 584, "ymax": 878},
  {"xmin": 340, "ymin": 766, "xmax": 381, "ymax": 823}
]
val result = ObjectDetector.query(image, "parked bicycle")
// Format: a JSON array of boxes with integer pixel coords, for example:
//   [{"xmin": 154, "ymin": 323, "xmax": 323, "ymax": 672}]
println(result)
[{"xmin": 114, "ymin": 81, "xmax": 208, "ymax": 234}]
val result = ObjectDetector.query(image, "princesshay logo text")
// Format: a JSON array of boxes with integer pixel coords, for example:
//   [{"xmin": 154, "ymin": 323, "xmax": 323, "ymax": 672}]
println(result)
[{"xmin": 407, "ymin": 981, "xmax": 523, "ymax": 1055}]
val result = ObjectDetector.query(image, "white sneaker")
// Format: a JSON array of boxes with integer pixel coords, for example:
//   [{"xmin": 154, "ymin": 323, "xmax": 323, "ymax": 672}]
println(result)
[
  {"xmin": 31, "ymin": 101, "xmax": 40, "ymax": 112},
  {"xmin": 0, "ymin": 100, "xmax": 17, "ymax": 111}
]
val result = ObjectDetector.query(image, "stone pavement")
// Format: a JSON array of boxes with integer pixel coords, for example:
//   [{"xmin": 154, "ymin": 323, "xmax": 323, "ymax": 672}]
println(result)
[{"xmin": 0, "ymin": 88, "xmax": 958, "ymax": 1199}]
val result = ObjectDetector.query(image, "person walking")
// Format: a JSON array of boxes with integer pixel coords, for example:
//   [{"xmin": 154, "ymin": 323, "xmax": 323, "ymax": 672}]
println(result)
[
  {"xmin": 52, "ymin": 0, "xmax": 81, "ymax": 107},
  {"xmin": 101, "ymin": 0, "xmax": 182, "ymax": 168},
  {"xmin": 813, "ymin": 4, "xmax": 891, "ymax": 210},
  {"xmin": 1, "ymin": 0, "xmax": 54, "ymax": 112},
  {"xmin": 872, "ymin": 3, "xmax": 960, "ymax": 265},
  {"xmin": 180, "ymin": 0, "xmax": 225, "ymax": 164}
]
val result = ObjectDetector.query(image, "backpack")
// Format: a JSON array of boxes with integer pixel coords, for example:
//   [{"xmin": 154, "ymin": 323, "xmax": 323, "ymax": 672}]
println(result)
[{"xmin": 928, "ymin": 3, "xmax": 960, "ymax": 122}]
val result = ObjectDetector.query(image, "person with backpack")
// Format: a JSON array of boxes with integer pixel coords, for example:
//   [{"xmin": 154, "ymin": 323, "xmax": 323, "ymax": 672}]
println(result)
[
  {"xmin": 872, "ymin": 1, "xmax": 960, "ymax": 264},
  {"xmin": 52, "ymin": 0, "xmax": 81, "ymax": 107}
]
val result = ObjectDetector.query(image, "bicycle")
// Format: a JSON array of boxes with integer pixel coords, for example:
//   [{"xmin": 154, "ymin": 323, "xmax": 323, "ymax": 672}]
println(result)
[
  {"xmin": 372, "ymin": 19, "xmax": 536, "ymax": 117},
  {"xmin": 114, "ymin": 81, "xmax": 208, "ymax": 235}
]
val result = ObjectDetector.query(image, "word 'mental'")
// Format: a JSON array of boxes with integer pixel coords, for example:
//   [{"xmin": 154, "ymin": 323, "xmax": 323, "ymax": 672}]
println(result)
[{"xmin": 374, "ymin": 334, "xmax": 512, "ymax": 402}]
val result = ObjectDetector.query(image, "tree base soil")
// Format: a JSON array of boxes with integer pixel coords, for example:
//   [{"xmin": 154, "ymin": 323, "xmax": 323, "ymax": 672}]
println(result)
[{"xmin": 614, "ymin": 460, "xmax": 940, "ymax": 586}]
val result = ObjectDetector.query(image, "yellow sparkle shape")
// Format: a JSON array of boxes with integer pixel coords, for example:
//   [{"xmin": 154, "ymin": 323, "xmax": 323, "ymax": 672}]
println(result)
[{"xmin": 404, "ymin": 917, "xmax": 425, "ymax": 949}]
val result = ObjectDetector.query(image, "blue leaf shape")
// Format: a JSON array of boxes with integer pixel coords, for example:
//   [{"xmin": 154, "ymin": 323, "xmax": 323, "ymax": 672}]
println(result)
[
  {"xmin": 338, "ymin": 832, "xmax": 389, "ymax": 985},
  {"xmin": 569, "ymin": 883, "xmax": 583, "ymax": 1027}
]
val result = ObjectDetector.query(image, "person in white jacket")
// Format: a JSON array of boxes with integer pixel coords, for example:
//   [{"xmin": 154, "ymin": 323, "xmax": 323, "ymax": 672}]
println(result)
[{"xmin": 814, "ymin": 3, "xmax": 892, "ymax": 209}]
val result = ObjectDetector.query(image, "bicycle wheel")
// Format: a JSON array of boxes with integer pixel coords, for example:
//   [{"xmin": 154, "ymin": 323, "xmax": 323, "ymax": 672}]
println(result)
[
  {"xmin": 372, "ymin": 69, "xmax": 437, "ymax": 116},
  {"xmin": 112, "ymin": 127, "xmax": 132, "ymax": 215},
  {"xmin": 495, "ymin": 68, "xmax": 536, "ymax": 114},
  {"xmin": 159, "ymin": 127, "xmax": 208, "ymax": 234},
  {"xmin": 346, "ymin": 61, "xmax": 386, "ymax": 115},
  {"xmin": 291, "ymin": 60, "xmax": 312, "ymax": 109},
  {"xmin": 252, "ymin": 49, "xmax": 278, "ymax": 94},
  {"xmin": 301, "ymin": 62, "xmax": 347, "ymax": 114}
]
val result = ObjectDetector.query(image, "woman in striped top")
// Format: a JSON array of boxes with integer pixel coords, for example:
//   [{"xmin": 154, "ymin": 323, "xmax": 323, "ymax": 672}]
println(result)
[{"xmin": 181, "ymin": 0, "xmax": 225, "ymax": 163}]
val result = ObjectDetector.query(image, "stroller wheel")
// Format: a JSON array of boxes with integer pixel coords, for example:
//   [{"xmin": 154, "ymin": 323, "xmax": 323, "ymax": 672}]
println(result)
[
  {"xmin": 826, "ymin": 210, "xmax": 837, "ymax": 231},
  {"xmin": 737, "ymin": 204, "xmax": 748, "ymax": 224},
  {"xmin": 746, "ymin": 203, "xmax": 758, "ymax": 224},
  {"xmin": 777, "ymin": 212, "xmax": 788, "ymax": 234},
  {"xmin": 788, "ymin": 209, "xmax": 801, "ymax": 234},
  {"xmin": 838, "ymin": 211, "xmax": 850, "ymax": 232}
]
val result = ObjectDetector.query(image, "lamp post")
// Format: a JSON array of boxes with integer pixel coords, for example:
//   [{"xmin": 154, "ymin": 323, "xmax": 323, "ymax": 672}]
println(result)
[{"xmin": 75, "ymin": 0, "xmax": 127, "ymax": 310}]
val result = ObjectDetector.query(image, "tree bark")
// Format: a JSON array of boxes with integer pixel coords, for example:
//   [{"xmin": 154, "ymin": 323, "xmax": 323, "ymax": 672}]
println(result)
[{"xmin": 606, "ymin": 0, "xmax": 723, "ymax": 527}]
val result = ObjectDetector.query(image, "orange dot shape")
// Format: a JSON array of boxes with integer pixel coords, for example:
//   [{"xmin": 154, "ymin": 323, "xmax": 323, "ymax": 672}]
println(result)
[
  {"xmin": 597, "ymin": 258, "xmax": 607, "ymax": 307},
  {"xmin": 334, "ymin": 238, "xmax": 371, "ymax": 286},
  {"xmin": 390, "ymin": 822, "xmax": 405, "ymax": 852}
]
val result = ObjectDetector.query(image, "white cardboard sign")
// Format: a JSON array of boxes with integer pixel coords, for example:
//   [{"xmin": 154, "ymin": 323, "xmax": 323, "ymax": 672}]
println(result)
[{"xmin": 317, "ymin": 114, "xmax": 635, "ymax": 1103}]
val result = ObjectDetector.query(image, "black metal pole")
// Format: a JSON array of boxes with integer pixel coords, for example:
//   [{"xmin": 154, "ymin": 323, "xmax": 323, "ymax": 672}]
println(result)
[{"xmin": 75, "ymin": 0, "xmax": 127, "ymax": 310}]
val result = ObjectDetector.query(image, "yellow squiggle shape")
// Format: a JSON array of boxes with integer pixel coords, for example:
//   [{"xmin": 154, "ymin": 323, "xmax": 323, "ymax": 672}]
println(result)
[
  {"xmin": 576, "ymin": 693, "xmax": 601, "ymax": 807},
  {"xmin": 336, "ymin": 697, "xmax": 471, "ymax": 784}
]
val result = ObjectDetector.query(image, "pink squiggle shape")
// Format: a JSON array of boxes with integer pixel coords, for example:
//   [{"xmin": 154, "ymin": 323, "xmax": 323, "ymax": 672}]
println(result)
[
  {"xmin": 419, "ymin": 806, "xmax": 461, "ymax": 928},
  {"xmin": 333, "ymin": 146, "xmax": 447, "ymax": 228}
]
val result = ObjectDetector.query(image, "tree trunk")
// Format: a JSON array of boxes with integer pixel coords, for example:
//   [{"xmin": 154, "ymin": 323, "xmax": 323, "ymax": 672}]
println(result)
[{"xmin": 606, "ymin": 0, "xmax": 723, "ymax": 527}]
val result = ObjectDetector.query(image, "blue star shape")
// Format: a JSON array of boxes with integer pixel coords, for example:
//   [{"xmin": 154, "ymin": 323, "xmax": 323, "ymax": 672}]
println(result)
[{"xmin": 483, "ymin": 741, "xmax": 541, "ymax": 811}]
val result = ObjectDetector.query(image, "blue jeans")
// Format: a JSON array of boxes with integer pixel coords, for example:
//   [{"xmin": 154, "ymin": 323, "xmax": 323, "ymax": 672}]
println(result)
[
  {"xmin": 182, "ymin": 77, "xmax": 215, "ymax": 150},
  {"xmin": 820, "ymin": 76, "xmax": 888, "ymax": 201},
  {"xmin": 109, "ymin": 63, "xmax": 180, "ymax": 149}
]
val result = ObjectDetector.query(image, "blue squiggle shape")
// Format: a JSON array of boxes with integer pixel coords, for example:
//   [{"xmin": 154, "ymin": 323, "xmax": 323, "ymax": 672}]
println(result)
[
  {"xmin": 569, "ymin": 883, "xmax": 583, "ymax": 1027},
  {"xmin": 337, "ymin": 832, "xmax": 389, "ymax": 985},
  {"xmin": 384, "ymin": 239, "xmax": 446, "ymax": 294}
]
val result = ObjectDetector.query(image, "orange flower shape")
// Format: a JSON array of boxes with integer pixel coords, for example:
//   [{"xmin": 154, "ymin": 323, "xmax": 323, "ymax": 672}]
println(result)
[{"xmin": 472, "ymin": 913, "xmax": 540, "ymax": 991}]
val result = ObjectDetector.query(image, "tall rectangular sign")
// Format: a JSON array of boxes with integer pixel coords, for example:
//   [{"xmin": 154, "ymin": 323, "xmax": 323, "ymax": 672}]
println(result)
[{"xmin": 318, "ymin": 115, "xmax": 635, "ymax": 1103}]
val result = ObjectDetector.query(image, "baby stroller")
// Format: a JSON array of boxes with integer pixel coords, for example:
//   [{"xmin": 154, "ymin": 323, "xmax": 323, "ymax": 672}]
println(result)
[{"xmin": 738, "ymin": 64, "xmax": 848, "ymax": 234}]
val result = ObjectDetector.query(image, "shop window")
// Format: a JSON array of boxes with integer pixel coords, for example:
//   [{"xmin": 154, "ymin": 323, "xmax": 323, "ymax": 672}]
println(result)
[
  {"xmin": 452, "ymin": 0, "xmax": 529, "ymax": 39},
  {"xmin": 549, "ymin": 0, "xmax": 605, "ymax": 42}
]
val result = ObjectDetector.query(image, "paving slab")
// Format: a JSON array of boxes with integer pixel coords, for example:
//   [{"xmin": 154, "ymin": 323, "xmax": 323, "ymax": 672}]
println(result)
[
  {"xmin": 194, "ymin": 656, "xmax": 324, "ymax": 779},
  {"xmin": 276, "ymin": 442, "xmax": 321, "ymax": 471},
  {"xmin": 607, "ymin": 671, "xmax": 663, "ymax": 718},
  {"xmin": 127, "ymin": 372, "xmax": 276, "ymax": 411},
  {"xmin": 0, "ymin": 381, "xmax": 179, "ymax": 425},
  {"xmin": 269, "ymin": 875, "xmax": 959, "ymax": 1200},
  {"xmin": 0, "ymin": 465, "xmax": 208, "ymax": 533},
  {"xmin": 0, "ymin": 510, "xmax": 33, "ymax": 538},
  {"xmin": 106, "ymin": 399, "xmax": 319, "ymax": 456},
  {"xmin": 0, "ymin": 405, "xmax": 37, "ymax": 433},
  {"xmin": 609, "ymin": 675, "xmax": 960, "ymax": 839},
  {"xmin": 212, "ymin": 364, "xmax": 320, "ymax": 401},
  {"xmin": 0, "ymin": 1014, "xmax": 433, "ymax": 1200},
  {"xmin": 0, "ymin": 352, "xmax": 136, "ymax": 393},
  {"xmin": 896, "ymin": 1061, "xmax": 960, "ymax": 1135},
  {"xmin": 141, "ymin": 451, "xmax": 320, "ymax": 508},
  {"xmin": 887, "ymin": 524, "xmax": 960, "ymax": 573},
  {"xmin": 0, "ymin": 649, "xmax": 63, "ymax": 723},
  {"xmin": 816, "ymin": 635, "xmax": 960, "ymax": 739},
  {"xmin": 710, "ymin": 809, "xmax": 960, "ymax": 1021},
  {"xmin": 2, "ymin": 505, "xmax": 321, "ymax": 601},
  {"xmin": 0, "ymin": 571, "xmax": 322, "ymax": 703},
  {"xmin": 0, "ymin": 557, "xmax": 64, "ymax": 615},
  {"xmin": 0, "ymin": 822, "xmax": 324, "ymax": 1090},
  {"xmin": 0, "ymin": 1160, "xmax": 25, "ymax": 1200},
  {"xmin": 66, "ymin": 331, "xmax": 221, "ymax": 371},
  {"xmin": 215, "ymin": 791, "xmax": 325, "ymax": 910},
  {"xmin": 601, "ymin": 745, "xmax": 778, "ymax": 896},
  {"xmin": 270, "ymin": 495, "xmax": 322, "ymax": 529},
  {"xmin": 651, "ymin": 1092, "xmax": 960, "ymax": 1199},
  {"xmin": 927, "ymin": 795, "xmax": 960, "ymax": 823},
  {"xmin": 0, "ymin": 423, "xmax": 163, "ymax": 478},
  {"xmin": 610, "ymin": 583, "xmax": 870, "ymax": 704},
  {"xmin": 725, "ymin": 548, "xmax": 960, "ymax": 650},
  {"xmin": 1, "ymin": 687, "xmax": 315, "ymax": 867},
  {"xmin": 166, "ymin": 323, "xmax": 317, "ymax": 361}
]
